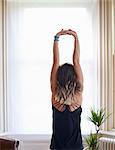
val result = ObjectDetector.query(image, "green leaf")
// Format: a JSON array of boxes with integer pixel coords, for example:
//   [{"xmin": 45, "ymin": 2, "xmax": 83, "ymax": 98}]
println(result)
[
  {"xmin": 88, "ymin": 108, "xmax": 111, "ymax": 130},
  {"xmin": 85, "ymin": 133, "xmax": 99, "ymax": 150}
]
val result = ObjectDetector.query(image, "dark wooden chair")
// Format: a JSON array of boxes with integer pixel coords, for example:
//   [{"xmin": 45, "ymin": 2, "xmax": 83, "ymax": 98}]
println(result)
[{"xmin": 0, "ymin": 137, "xmax": 19, "ymax": 150}]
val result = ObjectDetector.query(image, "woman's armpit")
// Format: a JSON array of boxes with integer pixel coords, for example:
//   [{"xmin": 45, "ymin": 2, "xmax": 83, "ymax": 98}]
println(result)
[{"xmin": 76, "ymin": 80, "xmax": 83, "ymax": 93}]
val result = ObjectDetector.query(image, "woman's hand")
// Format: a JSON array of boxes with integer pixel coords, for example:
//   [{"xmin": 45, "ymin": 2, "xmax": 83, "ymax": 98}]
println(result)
[
  {"xmin": 56, "ymin": 29, "xmax": 78, "ymax": 38},
  {"xmin": 66, "ymin": 29, "xmax": 78, "ymax": 38},
  {"xmin": 56, "ymin": 29, "xmax": 68, "ymax": 37}
]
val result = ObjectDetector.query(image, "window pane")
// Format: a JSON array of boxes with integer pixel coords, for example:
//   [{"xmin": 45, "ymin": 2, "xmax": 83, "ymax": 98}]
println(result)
[{"xmin": 7, "ymin": 7, "xmax": 97, "ymax": 134}]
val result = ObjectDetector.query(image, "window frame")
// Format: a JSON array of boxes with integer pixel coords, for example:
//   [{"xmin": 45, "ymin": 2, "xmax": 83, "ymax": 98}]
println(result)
[
  {"xmin": 0, "ymin": 0, "xmax": 4, "ymax": 133},
  {"xmin": 0, "ymin": 0, "xmax": 7, "ymax": 133}
]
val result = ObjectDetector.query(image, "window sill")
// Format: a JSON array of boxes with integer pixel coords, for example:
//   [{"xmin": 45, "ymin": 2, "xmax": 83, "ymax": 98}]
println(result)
[
  {"xmin": 100, "ymin": 130, "xmax": 115, "ymax": 138},
  {"xmin": 0, "ymin": 133, "xmax": 52, "ymax": 143}
]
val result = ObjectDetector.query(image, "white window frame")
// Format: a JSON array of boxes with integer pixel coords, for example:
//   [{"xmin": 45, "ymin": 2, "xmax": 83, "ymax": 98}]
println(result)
[
  {"xmin": 0, "ymin": 0, "xmax": 8, "ymax": 133},
  {"xmin": 0, "ymin": 0, "xmax": 4, "ymax": 133},
  {"xmin": 4, "ymin": 0, "xmax": 100, "ymax": 134}
]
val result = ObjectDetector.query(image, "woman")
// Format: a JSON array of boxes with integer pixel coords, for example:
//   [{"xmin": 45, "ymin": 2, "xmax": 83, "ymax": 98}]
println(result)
[{"xmin": 50, "ymin": 29, "xmax": 84, "ymax": 150}]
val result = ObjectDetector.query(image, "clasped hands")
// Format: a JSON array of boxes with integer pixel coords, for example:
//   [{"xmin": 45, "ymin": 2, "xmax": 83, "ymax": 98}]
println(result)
[{"xmin": 56, "ymin": 29, "xmax": 78, "ymax": 39}]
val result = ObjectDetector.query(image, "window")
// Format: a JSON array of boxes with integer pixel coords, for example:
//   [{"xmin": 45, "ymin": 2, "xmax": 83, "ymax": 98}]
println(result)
[{"xmin": 5, "ymin": 1, "xmax": 98, "ymax": 134}]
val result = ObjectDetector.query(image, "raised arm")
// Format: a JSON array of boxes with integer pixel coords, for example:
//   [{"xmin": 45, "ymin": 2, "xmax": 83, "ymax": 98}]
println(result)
[
  {"xmin": 50, "ymin": 37, "xmax": 59, "ymax": 93},
  {"xmin": 67, "ymin": 29, "xmax": 83, "ymax": 92},
  {"xmin": 73, "ymin": 35, "xmax": 80, "ymax": 64},
  {"xmin": 73, "ymin": 36, "xmax": 83, "ymax": 91},
  {"xmin": 50, "ymin": 29, "xmax": 68, "ymax": 93}
]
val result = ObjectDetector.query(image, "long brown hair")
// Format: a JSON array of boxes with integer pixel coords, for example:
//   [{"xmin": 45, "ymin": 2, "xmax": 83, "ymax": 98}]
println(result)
[{"xmin": 54, "ymin": 63, "xmax": 81, "ymax": 105}]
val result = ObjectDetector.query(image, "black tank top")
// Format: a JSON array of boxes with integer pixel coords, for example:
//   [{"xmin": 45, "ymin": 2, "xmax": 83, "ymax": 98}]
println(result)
[{"xmin": 50, "ymin": 104, "xmax": 84, "ymax": 150}]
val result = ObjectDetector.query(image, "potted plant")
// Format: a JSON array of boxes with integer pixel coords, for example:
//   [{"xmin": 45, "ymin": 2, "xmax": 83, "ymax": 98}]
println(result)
[{"xmin": 85, "ymin": 108, "xmax": 111, "ymax": 150}]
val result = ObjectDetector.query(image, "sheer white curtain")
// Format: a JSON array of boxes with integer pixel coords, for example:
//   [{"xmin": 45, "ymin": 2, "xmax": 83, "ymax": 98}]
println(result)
[{"xmin": 6, "ymin": 1, "xmax": 99, "ymax": 134}]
